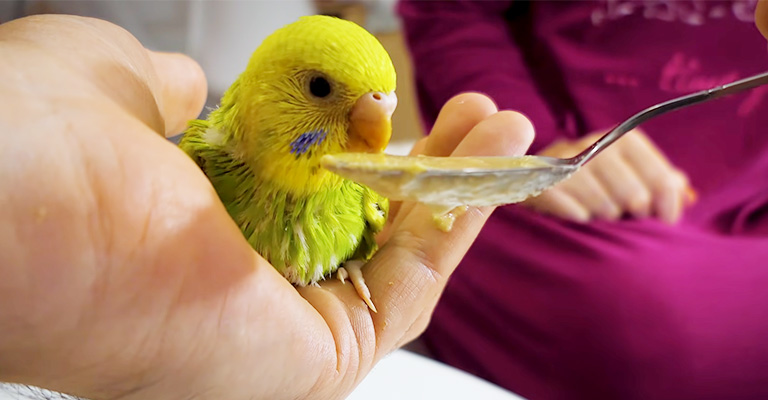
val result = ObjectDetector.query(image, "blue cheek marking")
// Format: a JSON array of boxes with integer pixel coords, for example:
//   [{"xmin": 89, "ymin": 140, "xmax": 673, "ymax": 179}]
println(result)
[{"xmin": 290, "ymin": 129, "xmax": 328, "ymax": 156}]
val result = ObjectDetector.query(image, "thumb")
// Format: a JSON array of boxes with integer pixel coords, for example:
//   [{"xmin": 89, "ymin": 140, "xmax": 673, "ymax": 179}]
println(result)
[{"xmin": 148, "ymin": 51, "xmax": 208, "ymax": 137}]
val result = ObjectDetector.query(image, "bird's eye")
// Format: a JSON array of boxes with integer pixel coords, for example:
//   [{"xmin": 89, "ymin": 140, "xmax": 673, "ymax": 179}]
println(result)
[{"xmin": 309, "ymin": 76, "xmax": 332, "ymax": 98}]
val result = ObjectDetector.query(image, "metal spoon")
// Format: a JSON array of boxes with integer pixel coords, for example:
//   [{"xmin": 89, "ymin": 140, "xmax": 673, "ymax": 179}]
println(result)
[{"xmin": 321, "ymin": 71, "xmax": 768, "ymax": 209}]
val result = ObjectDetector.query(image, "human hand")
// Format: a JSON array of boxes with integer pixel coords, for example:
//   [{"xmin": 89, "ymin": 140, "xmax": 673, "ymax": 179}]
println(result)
[
  {"xmin": 0, "ymin": 15, "xmax": 533, "ymax": 400},
  {"xmin": 522, "ymin": 129, "xmax": 694, "ymax": 224}
]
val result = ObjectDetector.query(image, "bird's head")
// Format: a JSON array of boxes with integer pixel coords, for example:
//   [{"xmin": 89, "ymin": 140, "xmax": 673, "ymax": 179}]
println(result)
[{"xmin": 217, "ymin": 15, "xmax": 397, "ymax": 191}]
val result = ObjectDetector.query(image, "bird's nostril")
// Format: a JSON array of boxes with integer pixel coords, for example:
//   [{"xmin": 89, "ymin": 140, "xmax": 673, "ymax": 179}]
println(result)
[{"xmin": 372, "ymin": 93, "xmax": 382, "ymax": 101}]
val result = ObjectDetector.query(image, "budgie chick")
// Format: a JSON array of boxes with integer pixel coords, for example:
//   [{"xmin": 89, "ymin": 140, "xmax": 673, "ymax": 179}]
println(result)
[{"xmin": 179, "ymin": 15, "xmax": 397, "ymax": 312}]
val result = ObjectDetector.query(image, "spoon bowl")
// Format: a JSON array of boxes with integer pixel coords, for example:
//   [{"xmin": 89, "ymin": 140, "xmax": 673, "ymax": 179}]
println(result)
[{"xmin": 321, "ymin": 153, "xmax": 578, "ymax": 208}]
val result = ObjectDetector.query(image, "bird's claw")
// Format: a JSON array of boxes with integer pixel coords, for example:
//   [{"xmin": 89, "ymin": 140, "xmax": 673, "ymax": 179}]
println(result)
[
  {"xmin": 339, "ymin": 260, "xmax": 376, "ymax": 313},
  {"xmin": 337, "ymin": 267, "xmax": 349, "ymax": 284}
]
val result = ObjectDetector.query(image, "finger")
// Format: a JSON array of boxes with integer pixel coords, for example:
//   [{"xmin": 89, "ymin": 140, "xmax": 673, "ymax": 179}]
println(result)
[
  {"xmin": 524, "ymin": 188, "xmax": 591, "ymax": 222},
  {"xmin": 451, "ymin": 110, "xmax": 535, "ymax": 157},
  {"xmin": 408, "ymin": 137, "xmax": 429, "ymax": 156},
  {"xmin": 148, "ymin": 51, "xmax": 208, "ymax": 136},
  {"xmin": 650, "ymin": 171, "xmax": 689, "ymax": 223},
  {"xmin": 757, "ymin": 0, "xmax": 768, "ymax": 41},
  {"xmin": 540, "ymin": 131, "xmax": 603, "ymax": 158},
  {"xmin": 618, "ymin": 132, "xmax": 690, "ymax": 223},
  {"xmin": 388, "ymin": 110, "xmax": 535, "ymax": 233},
  {"xmin": 383, "ymin": 136, "xmax": 430, "ymax": 230},
  {"xmin": 656, "ymin": 168, "xmax": 689, "ymax": 223},
  {"xmin": 2, "ymin": 15, "xmax": 207, "ymax": 138},
  {"xmin": 554, "ymin": 169, "xmax": 621, "ymax": 220},
  {"xmin": 589, "ymin": 153, "xmax": 652, "ymax": 218},
  {"xmin": 383, "ymin": 93, "xmax": 500, "ymax": 236},
  {"xmin": 0, "ymin": 15, "xmax": 166, "ymax": 134},
  {"xmin": 365, "ymin": 110, "xmax": 534, "ymax": 351},
  {"xmin": 652, "ymin": 170, "xmax": 688, "ymax": 224},
  {"xmin": 423, "ymin": 92, "xmax": 498, "ymax": 156}
]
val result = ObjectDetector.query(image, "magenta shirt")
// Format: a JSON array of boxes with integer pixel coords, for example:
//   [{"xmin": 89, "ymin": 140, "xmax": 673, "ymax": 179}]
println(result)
[{"xmin": 398, "ymin": 1, "xmax": 768, "ymax": 399}]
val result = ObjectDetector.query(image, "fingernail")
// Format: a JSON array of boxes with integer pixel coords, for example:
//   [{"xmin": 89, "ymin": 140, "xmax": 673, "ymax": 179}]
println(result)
[
  {"xmin": 569, "ymin": 210, "xmax": 591, "ymax": 223},
  {"xmin": 685, "ymin": 186, "xmax": 698, "ymax": 205}
]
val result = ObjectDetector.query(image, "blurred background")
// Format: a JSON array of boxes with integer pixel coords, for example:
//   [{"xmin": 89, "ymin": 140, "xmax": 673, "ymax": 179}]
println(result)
[{"xmin": 0, "ymin": 0, "xmax": 424, "ymax": 153}]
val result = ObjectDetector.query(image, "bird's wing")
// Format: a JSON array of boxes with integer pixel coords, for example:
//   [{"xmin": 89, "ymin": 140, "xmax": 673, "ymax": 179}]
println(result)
[
  {"xmin": 178, "ymin": 118, "xmax": 211, "ymax": 169},
  {"xmin": 354, "ymin": 186, "xmax": 389, "ymax": 261},
  {"xmin": 178, "ymin": 119, "xmax": 253, "ymax": 212}
]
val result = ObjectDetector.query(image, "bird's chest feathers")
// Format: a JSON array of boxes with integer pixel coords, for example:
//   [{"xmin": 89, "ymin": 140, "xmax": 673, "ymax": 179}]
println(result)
[
  {"xmin": 202, "ymin": 125, "xmax": 366, "ymax": 284},
  {"xmin": 233, "ymin": 177, "xmax": 368, "ymax": 285}
]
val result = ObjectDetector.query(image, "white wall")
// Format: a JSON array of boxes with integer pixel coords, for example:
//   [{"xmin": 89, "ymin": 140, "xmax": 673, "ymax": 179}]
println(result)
[{"xmin": 186, "ymin": 0, "xmax": 316, "ymax": 98}]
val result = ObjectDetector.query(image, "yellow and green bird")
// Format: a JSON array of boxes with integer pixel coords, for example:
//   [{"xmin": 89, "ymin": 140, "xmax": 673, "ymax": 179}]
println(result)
[{"xmin": 179, "ymin": 15, "xmax": 397, "ymax": 311}]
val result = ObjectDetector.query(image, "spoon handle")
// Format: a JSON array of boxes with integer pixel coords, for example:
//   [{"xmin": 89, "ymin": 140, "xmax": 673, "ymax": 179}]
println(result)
[{"xmin": 571, "ymin": 70, "xmax": 768, "ymax": 167}]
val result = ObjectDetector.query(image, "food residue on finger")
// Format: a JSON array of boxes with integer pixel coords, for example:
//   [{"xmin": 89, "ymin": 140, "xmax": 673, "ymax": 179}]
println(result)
[{"xmin": 430, "ymin": 204, "xmax": 469, "ymax": 232}]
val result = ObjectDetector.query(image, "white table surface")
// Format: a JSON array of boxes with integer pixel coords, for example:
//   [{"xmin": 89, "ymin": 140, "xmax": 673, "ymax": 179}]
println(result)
[{"xmin": 347, "ymin": 350, "xmax": 525, "ymax": 400}]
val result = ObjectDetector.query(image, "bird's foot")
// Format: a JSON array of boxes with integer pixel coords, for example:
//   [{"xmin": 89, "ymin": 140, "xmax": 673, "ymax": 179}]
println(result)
[
  {"xmin": 337, "ymin": 267, "xmax": 349, "ymax": 283},
  {"xmin": 336, "ymin": 260, "xmax": 376, "ymax": 313}
]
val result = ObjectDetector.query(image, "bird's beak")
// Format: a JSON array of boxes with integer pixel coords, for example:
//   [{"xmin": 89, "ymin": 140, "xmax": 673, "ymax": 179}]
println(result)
[{"xmin": 347, "ymin": 91, "xmax": 398, "ymax": 153}]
